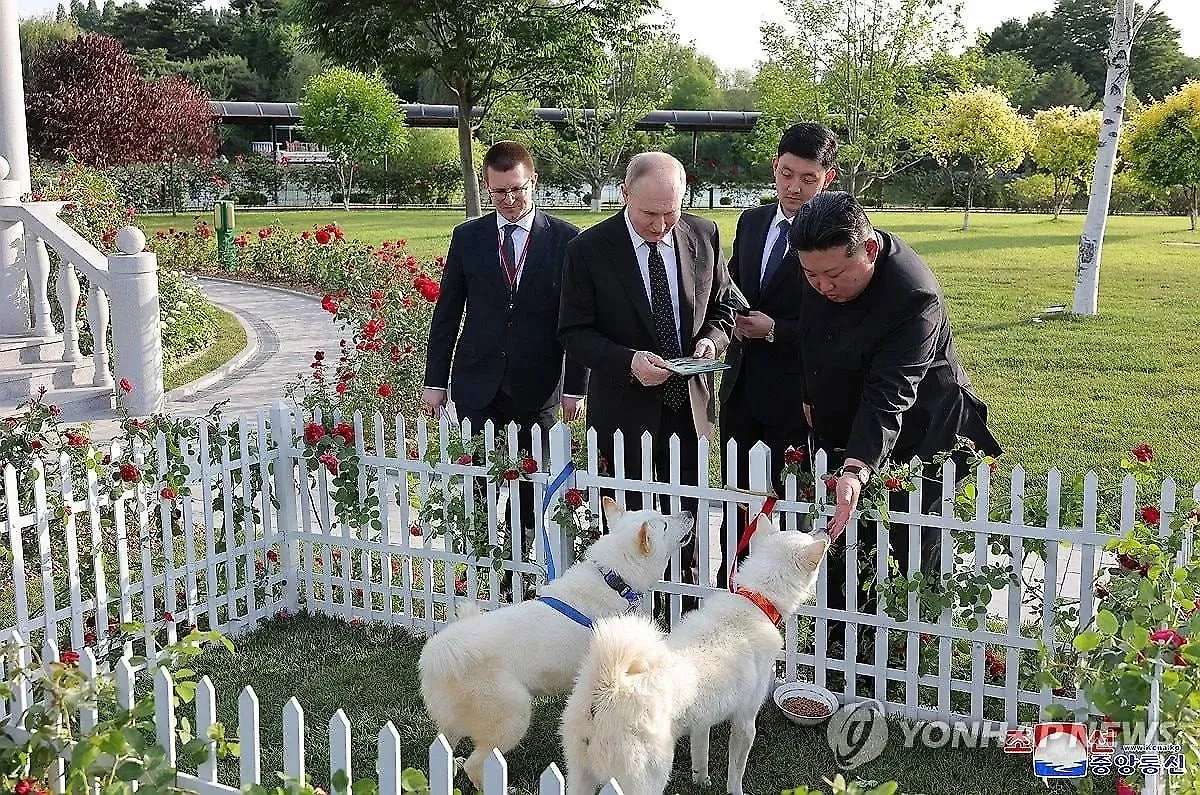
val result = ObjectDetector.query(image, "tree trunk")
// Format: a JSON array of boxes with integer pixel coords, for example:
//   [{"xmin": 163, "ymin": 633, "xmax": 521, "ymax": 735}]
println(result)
[
  {"xmin": 963, "ymin": 170, "xmax": 972, "ymax": 230},
  {"xmin": 456, "ymin": 93, "xmax": 481, "ymax": 219},
  {"xmin": 1073, "ymin": 0, "xmax": 1139, "ymax": 316},
  {"xmin": 590, "ymin": 179, "xmax": 602, "ymax": 213},
  {"xmin": 1191, "ymin": 185, "xmax": 1198, "ymax": 232}
]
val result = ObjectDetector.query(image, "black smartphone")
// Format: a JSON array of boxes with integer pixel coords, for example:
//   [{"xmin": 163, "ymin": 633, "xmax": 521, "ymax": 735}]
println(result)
[{"xmin": 735, "ymin": 307, "xmax": 753, "ymax": 316}]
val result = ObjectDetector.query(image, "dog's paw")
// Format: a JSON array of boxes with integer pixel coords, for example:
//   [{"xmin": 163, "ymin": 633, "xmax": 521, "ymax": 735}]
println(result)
[{"xmin": 691, "ymin": 770, "xmax": 711, "ymax": 786}]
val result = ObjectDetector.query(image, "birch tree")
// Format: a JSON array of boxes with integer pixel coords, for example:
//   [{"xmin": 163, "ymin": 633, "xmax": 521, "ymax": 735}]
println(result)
[{"xmin": 1071, "ymin": 0, "xmax": 1161, "ymax": 316}]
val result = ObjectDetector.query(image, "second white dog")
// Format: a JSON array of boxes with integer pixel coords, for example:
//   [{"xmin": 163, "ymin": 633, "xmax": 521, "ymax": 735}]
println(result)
[{"xmin": 561, "ymin": 518, "xmax": 829, "ymax": 795}]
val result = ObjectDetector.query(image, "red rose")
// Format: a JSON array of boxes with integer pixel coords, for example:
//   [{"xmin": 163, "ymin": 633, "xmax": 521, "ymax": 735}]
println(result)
[
  {"xmin": 409, "ymin": 523, "xmax": 422, "ymax": 537},
  {"xmin": 314, "ymin": 350, "xmax": 325, "ymax": 362},
  {"xmin": 163, "ymin": 611, "xmax": 174, "ymax": 622},
  {"xmin": 824, "ymin": 477, "xmax": 838, "ymax": 491},
  {"xmin": 1131, "ymin": 443, "xmax": 1154, "ymax": 463},
  {"xmin": 885, "ymin": 477, "xmax": 903, "ymax": 490},
  {"xmin": 84, "ymin": 631, "xmax": 97, "ymax": 645},
  {"xmin": 1094, "ymin": 582, "xmax": 1109, "ymax": 598},
  {"xmin": 783, "ymin": 446, "xmax": 806, "ymax": 465},
  {"xmin": 456, "ymin": 454, "xmax": 473, "ymax": 465},
  {"xmin": 321, "ymin": 294, "xmax": 338, "ymax": 313},
  {"xmin": 30, "ymin": 439, "xmax": 42, "ymax": 450},
  {"xmin": 48, "ymin": 405, "xmax": 60, "ymax": 416},
  {"xmin": 160, "ymin": 486, "xmax": 177, "ymax": 501},
  {"xmin": 503, "ymin": 468, "xmax": 520, "ymax": 481},
  {"xmin": 363, "ymin": 318, "xmax": 385, "ymax": 338},
  {"xmin": 275, "ymin": 609, "xmax": 293, "ymax": 620},
  {"xmin": 349, "ymin": 617, "xmax": 364, "ymax": 626},
  {"xmin": 66, "ymin": 431, "xmax": 89, "ymax": 447},
  {"xmin": 369, "ymin": 290, "xmax": 384, "ymax": 310},
  {"xmin": 304, "ymin": 423, "xmax": 325, "ymax": 445},
  {"xmin": 119, "ymin": 378, "xmax": 133, "ymax": 394},
  {"xmin": 1140, "ymin": 505, "xmax": 1161, "ymax": 526},
  {"xmin": 565, "ymin": 488, "xmax": 584, "ymax": 508},
  {"xmin": 454, "ymin": 577, "xmax": 467, "ymax": 595},
  {"xmin": 119, "ymin": 462, "xmax": 140, "ymax": 482},
  {"xmin": 1150, "ymin": 628, "xmax": 1186, "ymax": 647},
  {"xmin": 333, "ymin": 423, "xmax": 354, "ymax": 445},
  {"xmin": 520, "ymin": 457, "xmax": 538, "ymax": 474},
  {"xmin": 15, "ymin": 780, "xmax": 39, "ymax": 795},
  {"xmin": 319, "ymin": 451, "xmax": 340, "ymax": 476},
  {"xmin": 301, "ymin": 230, "xmax": 311, "ymax": 240},
  {"xmin": 315, "ymin": 229, "xmax": 331, "ymax": 245},
  {"xmin": 60, "ymin": 649, "xmax": 80, "ymax": 665},
  {"xmin": 335, "ymin": 382, "xmax": 347, "ymax": 394},
  {"xmin": 267, "ymin": 549, "xmax": 280, "ymax": 563},
  {"xmin": 377, "ymin": 383, "xmax": 393, "ymax": 398}
]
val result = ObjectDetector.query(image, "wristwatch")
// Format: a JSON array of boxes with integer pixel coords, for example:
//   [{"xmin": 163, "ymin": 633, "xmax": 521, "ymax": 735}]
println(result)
[
  {"xmin": 765, "ymin": 321, "xmax": 776, "ymax": 343},
  {"xmin": 839, "ymin": 465, "xmax": 871, "ymax": 486}
]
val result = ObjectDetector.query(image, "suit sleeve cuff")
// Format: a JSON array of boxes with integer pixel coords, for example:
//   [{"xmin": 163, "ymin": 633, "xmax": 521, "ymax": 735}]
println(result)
[{"xmin": 423, "ymin": 386, "xmax": 447, "ymax": 392}]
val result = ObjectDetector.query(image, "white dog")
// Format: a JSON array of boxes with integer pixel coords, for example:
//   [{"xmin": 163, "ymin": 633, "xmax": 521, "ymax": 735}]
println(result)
[
  {"xmin": 419, "ymin": 497, "xmax": 694, "ymax": 786},
  {"xmin": 561, "ymin": 518, "xmax": 829, "ymax": 795}
]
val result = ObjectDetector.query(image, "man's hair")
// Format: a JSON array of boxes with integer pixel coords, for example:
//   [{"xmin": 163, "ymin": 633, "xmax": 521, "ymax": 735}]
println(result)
[
  {"xmin": 624, "ymin": 151, "xmax": 687, "ymax": 193},
  {"xmin": 788, "ymin": 191, "xmax": 874, "ymax": 255},
  {"xmin": 777, "ymin": 123, "xmax": 838, "ymax": 170},
  {"xmin": 483, "ymin": 141, "xmax": 534, "ymax": 175}
]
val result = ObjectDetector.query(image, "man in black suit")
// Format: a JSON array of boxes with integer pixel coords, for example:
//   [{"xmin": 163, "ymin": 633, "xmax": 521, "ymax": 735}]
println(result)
[
  {"xmin": 559, "ymin": 151, "xmax": 734, "ymax": 586},
  {"xmin": 791, "ymin": 191, "xmax": 1002, "ymax": 645},
  {"xmin": 422, "ymin": 141, "xmax": 587, "ymax": 538},
  {"xmin": 716, "ymin": 123, "xmax": 839, "ymax": 588}
]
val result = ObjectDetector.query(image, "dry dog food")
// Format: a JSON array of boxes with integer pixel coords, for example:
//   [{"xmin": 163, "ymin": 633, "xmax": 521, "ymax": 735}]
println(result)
[{"xmin": 782, "ymin": 696, "xmax": 833, "ymax": 719}]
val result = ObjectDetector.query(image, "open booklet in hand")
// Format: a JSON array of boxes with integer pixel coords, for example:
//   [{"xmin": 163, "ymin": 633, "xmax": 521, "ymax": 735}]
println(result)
[{"xmin": 664, "ymin": 357, "xmax": 730, "ymax": 376}]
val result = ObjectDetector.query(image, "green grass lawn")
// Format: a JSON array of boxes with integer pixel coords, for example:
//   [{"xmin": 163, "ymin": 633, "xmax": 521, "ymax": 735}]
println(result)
[
  {"xmin": 184, "ymin": 613, "xmax": 1094, "ymax": 795},
  {"xmin": 163, "ymin": 306, "xmax": 248, "ymax": 392},
  {"xmin": 143, "ymin": 208, "xmax": 1200, "ymax": 486}
]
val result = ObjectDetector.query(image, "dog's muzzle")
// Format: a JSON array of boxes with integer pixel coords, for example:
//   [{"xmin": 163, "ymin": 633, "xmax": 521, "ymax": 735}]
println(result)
[{"xmin": 678, "ymin": 510, "xmax": 695, "ymax": 546}]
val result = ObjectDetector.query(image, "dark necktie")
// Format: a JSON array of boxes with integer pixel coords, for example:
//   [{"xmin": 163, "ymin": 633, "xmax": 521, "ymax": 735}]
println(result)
[
  {"xmin": 501, "ymin": 223, "xmax": 518, "ymax": 287},
  {"xmin": 761, "ymin": 218, "xmax": 790, "ymax": 288},
  {"xmin": 647, "ymin": 242, "xmax": 687, "ymax": 408}
]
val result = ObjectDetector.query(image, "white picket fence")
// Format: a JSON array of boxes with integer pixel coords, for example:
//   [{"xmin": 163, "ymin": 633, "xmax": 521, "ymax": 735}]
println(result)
[
  {"xmin": 0, "ymin": 632, "xmax": 625, "ymax": 795},
  {"xmin": 1, "ymin": 402, "xmax": 1193, "ymax": 793}
]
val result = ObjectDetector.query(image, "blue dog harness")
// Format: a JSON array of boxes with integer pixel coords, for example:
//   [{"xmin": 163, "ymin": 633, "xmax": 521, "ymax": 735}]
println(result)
[{"xmin": 537, "ymin": 565, "xmax": 644, "ymax": 630}]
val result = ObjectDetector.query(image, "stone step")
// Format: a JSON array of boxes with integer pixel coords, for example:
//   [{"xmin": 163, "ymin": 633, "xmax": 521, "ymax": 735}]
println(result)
[
  {"xmin": 0, "ymin": 383, "xmax": 114, "ymax": 423},
  {"xmin": 0, "ymin": 333, "xmax": 66, "ymax": 367},
  {"xmin": 0, "ymin": 359, "xmax": 102, "ymax": 403}
]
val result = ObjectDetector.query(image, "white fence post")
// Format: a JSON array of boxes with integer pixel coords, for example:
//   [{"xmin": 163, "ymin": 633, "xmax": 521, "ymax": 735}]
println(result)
[
  {"xmin": 0, "ymin": 156, "xmax": 28, "ymax": 334},
  {"xmin": 108, "ymin": 226, "xmax": 163, "ymax": 415},
  {"xmin": 546, "ymin": 422, "xmax": 575, "ymax": 573},
  {"xmin": 239, "ymin": 686, "xmax": 262, "ymax": 788},
  {"xmin": 272, "ymin": 402, "xmax": 302, "ymax": 613}
]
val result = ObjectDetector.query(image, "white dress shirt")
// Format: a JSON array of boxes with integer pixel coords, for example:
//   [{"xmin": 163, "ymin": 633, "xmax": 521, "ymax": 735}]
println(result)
[
  {"xmin": 624, "ymin": 210, "xmax": 683, "ymax": 350},
  {"xmin": 497, "ymin": 206, "xmax": 536, "ymax": 287},
  {"xmin": 759, "ymin": 203, "xmax": 792, "ymax": 286}
]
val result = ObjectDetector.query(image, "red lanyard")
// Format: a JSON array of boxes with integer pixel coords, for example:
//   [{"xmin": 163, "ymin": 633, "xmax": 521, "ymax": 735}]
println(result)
[{"xmin": 497, "ymin": 224, "xmax": 534, "ymax": 288}]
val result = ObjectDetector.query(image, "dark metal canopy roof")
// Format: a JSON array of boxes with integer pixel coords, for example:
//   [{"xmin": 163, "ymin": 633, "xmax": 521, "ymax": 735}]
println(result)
[{"xmin": 208, "ymin": 101, "xmax": 760, "ymax": 132}]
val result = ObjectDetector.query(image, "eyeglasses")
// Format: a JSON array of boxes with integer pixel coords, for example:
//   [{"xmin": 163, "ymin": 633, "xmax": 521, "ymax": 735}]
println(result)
[{"xmin": 485, "ymin": 180, "xmax": 533, "ymax": 200}]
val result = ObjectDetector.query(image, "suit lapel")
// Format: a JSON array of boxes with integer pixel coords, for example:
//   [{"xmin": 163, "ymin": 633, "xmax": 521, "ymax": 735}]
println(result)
[
  {"xmin": 744, "ymin": 205, "xmax": 774, "ymax": 305},
  {"xmin": 607, "ymin": 213, "xmax": 658, "ymax": 342},
  {"xmin": 478, "ymin": 212, "xmax": 510, "ymax": 299},
  {"xmin": 674, "ymin": 221, "xmax": 697, "ymax": 345}
]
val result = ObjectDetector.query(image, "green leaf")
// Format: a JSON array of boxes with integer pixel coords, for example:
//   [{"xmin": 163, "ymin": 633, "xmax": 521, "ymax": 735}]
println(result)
[
  {"xmin": 1073, "ymin": 632, "xmax": 1102, "ymax": 653},
  {"xmin": 1096, "ymin": 610, "xmax": 1118, "ymax": 635},
  {"xmin": 115, "ymin": 760, "xmax": 144, "ymax": 781},
  {"xmin": 351, "ymin": 779, "xmax": 378, "ymax": 795},
  {"xmin": 332, "ymin": 769, "xmax": 350, "ymax": 793}
]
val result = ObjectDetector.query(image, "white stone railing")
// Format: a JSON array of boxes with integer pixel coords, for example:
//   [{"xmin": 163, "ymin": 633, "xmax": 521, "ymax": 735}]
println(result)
[{"xmin": 0, "ymin": 155, "xmax": 163, "ymax": 415}]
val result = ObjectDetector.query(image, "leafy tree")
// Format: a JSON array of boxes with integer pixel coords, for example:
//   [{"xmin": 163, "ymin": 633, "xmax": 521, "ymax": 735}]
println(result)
[
  {"xmin": 1006, "ymin": 173, "xmax": 1056, "ymax": 211},
  {"xmin": 984, "ymin": 0, "xmax": 1200, "ymax": 104},
  {"xmin": 25, "ymin": 34, "xmax": 216, "ymax": 166},
  {"xmin": 300, "ymin": 67, "xmax": 409, "ymax": 211},
  {"xmin": 927, "ymin": 87, "xmax": 1030, "ymax": 229},
  {"xmin": 665, "ymin": 46, "xmax": 723, "ymax": 110},
  {"xmin": 1032, "ymin": 106, "xmax": 1100, "ymax": 217},
  {"xmin": 977, "ymin": 51, "xmax": 1042, "ymax": 112},
  {"xmin": 756, "ymin": 0, "xmax": 965, "ymax": 196},
  {"xmin": 1126, "ymin": 81, "xmax": 1200, "ymax": 230},
  {"xmin": 1030, "ymin": 63, "xmax": 1097, "ymax": 110},
  {"xmin": 180, "ymin": 54, "xmax": 270, "ymax": 100},
  {"xmin": 291, "ymin": 0, "xmax": 656, "ymax": 218}
]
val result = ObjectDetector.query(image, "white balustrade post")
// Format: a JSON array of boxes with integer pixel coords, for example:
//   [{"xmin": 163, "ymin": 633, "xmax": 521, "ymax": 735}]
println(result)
[
  {"xmin": 27, "ymin": 238, "xmax": 51, "ymax": 335},
  {"xmin": 0, "ymin": 156, "xmax": 29, "ymax": 334},
  {"xmin": 56, "ymin": 259, "xmax": 82, "ymax": 361},
  {"xmin": 107, "ymin": 227, "xmax": 163, "ymax": 415},
  {"xmin": 87, "ymin": 281, "xmax": 112, "ymax": 387}
]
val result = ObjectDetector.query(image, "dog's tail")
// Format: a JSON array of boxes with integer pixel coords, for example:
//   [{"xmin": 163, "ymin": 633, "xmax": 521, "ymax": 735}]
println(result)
[{"xmin": 561, "ymin": 615, "xmax": 675, "ymax": 789}]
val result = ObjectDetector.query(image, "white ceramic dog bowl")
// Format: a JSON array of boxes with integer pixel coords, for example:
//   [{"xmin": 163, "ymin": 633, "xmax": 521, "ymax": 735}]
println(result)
[{"xmin": 773, "ymin": 681, "xmax": 839, "ymax": 726}]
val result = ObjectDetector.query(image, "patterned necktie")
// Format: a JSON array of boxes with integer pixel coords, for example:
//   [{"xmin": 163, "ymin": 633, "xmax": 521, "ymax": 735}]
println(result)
[
  {"xmin": 501, "ymin": 223, "xmax": 518, "ymax": 287},
  {"xmin": 647, "ymin": 242, "xmax": 687, "ymax": 408},
  {"xmin": 761, "ymin": 218, "xmax": 790, "ymax": 288}
]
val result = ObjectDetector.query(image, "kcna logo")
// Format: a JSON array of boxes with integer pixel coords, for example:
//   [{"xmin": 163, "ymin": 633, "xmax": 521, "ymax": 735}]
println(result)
[{"xmin": 1004, "ymin": 721, "xmax": 1184, "ymax": 780}]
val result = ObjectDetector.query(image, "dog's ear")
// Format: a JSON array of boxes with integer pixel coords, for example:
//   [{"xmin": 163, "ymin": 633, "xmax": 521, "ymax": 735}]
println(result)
[
  {"xmin": 755, "ymin": 514, "xmax": 780, "ymax": 534},
  {"xmin": 798, "ymin": 535, "xmax": 830, "ymax": 569},
  {"xmin": 638, "ymin": 522, "xmax": 653, "ymax": 556},
  {"xmin": 601, "ymin": 496, "xmax": 623, "ymax": 528}
]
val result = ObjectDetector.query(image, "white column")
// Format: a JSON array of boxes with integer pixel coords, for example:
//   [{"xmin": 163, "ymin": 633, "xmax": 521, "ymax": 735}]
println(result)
[
  {"xmin": 0, "ymin": 0, "xmax": 31, "ymax": 194},
  {"xmin": 108, "ymin": 227, "xmax": 163, "ymax": 415},
  {"xmin": 0, "ymin": 156, "xmax": 29, "ymax": 334}
]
